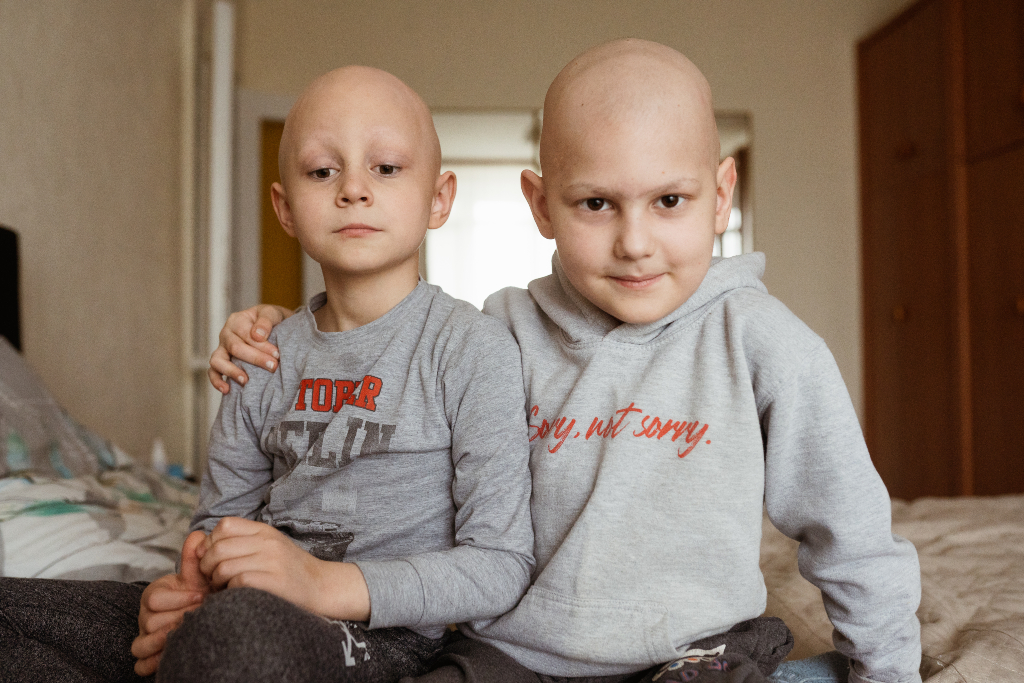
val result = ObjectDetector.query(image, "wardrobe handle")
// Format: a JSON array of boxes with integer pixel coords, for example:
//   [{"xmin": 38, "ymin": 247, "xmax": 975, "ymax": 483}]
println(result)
[
  {"xmin": 892, "ymin": 305, "xmax": 907, "ymax": 322},
  {"xmin": 1016, "ymin": 296, "xmax": 1024, "ymax": 316}
]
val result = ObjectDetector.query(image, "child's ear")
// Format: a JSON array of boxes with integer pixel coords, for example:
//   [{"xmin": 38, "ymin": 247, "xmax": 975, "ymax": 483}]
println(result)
[
  {"xmin": 521, "ymin": 170, "xmax": 554, "ymax": 240},
  {"xmin": 270, "ymin": 182, "xmax": 297, "ymax": 238},
  {"xmin": 427, "ymin": 171, "xmax": 457, "ymax": 230},
  {"xmin": 714, "ymin": 157, "xmax": 738, "ymax": 236}
]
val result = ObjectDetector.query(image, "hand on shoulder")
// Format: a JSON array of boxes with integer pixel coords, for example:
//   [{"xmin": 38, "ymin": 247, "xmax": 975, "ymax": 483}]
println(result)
[{"xmin": 208, "ymin": 304, "xmax": 293, "ymax": 393}]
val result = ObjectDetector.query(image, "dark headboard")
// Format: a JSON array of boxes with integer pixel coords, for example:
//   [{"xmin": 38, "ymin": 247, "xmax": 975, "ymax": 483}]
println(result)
[{"xmin": 0, "ymin": 225, "xmax": 21, "ymax": 351}]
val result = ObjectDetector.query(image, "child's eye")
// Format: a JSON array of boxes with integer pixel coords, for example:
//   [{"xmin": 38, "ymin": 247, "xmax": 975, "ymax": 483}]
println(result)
[
  {"xmin": 658, "ymin": 195, "xmax": 682, "ymax": 208},
  {"xmin": 375, "ymin": 164, "xmax": 399, "ymax": 176},
  {"xmin": 583, "ymin": 198, "xmax": 610, "ymax": 211},
  {"xmin": 311, "ymin": 168, "xmax": 337, "ymax": 180}
]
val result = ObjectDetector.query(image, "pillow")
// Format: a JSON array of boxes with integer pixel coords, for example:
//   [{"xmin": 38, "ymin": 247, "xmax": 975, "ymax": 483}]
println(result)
[{"xmin": 0, "ymin": 336, "xmax": 119, "ymax": 478}]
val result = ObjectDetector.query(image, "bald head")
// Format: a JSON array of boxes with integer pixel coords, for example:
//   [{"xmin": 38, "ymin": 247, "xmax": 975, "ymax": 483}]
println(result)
[
  {"xmin": 540, "ymin": 39, "xmax": 720, "ymax": 175},
  {"xmin": 279, "ymin": 66, "xmax": 441, "ymax": 181}
]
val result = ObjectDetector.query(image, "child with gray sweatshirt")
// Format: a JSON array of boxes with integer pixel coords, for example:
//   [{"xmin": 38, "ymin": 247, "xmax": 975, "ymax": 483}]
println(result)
[{"xmin": 212, "ymin": 40, "xmax": 922, "ymax": 683}]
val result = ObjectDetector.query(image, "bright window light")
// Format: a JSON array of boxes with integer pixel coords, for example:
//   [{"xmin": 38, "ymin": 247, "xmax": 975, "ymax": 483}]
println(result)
[
  {"xmin": 427, "ymin": 165, "xmax": 553, "ymax": 310},
  {"xmin": 426, "ymin": 112, "xmax": 552, "ymax": 310}
]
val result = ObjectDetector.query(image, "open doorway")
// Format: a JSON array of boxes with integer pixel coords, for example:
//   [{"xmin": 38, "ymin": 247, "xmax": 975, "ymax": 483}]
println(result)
[{"xmin": 257, "ymin": 120, "xmax": 303, "ymax": 310}]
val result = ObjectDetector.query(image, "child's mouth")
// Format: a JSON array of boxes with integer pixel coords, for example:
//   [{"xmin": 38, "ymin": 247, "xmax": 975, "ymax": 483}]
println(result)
[
  {"xmin": 611, "ymin": 274, "xmax": 662, "ymax": 289},
  {"xmin": 336, "ymin": 223, "xmax": 381, "ymax": 236}
]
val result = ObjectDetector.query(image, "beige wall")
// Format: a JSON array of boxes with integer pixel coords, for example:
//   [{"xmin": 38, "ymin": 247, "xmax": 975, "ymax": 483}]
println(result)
[
  {"xmin": 238, "ymin": 0, "xmax": 917, "ymax": 416},
  {"xmin": 0, "ymin": 1, "xmax": 187, "ymax": 462}
]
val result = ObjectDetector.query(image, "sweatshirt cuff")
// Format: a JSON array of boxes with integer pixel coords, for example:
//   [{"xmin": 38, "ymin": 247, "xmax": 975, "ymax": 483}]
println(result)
[{"xmin": 354, "ymin": 558, "xmax": 425, "ymax": 629}]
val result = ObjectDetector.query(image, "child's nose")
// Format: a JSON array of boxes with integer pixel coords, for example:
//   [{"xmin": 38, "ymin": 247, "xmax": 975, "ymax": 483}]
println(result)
[
  {"xmin": 336, "ymin": 171, "xmax": 373, "ymax": 206},
  {"xmin": 614, "ymin": 212, "xmax": 656, "ymax": 260}
]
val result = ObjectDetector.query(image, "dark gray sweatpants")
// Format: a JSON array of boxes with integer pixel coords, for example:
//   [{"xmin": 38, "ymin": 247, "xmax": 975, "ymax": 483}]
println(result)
[
  {"xmin": 399, "ymin": 617, "xmax": 794, "ymax": 683},
  {"xmin": 0, "ymin": 577, "xmax": 148, "ymax": 683},
  {"xmin": 0, "ymin": 577, "xmax": 451, "ymax": 683}
]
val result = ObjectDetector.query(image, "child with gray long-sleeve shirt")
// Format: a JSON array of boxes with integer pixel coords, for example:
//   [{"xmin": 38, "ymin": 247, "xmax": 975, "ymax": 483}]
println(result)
[
  {"xmin": 0, "ymin": 65, "xmax": 533, "ymax": 683},
  {"xmin": 150, "ymin": 65, "xmax": 534, "ymax": 683},
  {"xmin": 213, "ymin": 40, "xmax": 922, "ymax": 683}
]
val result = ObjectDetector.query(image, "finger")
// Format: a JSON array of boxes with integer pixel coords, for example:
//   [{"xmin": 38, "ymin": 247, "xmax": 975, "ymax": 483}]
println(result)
[
  {"xmin": 250, "ymin": 339, "xmax": 282, "ymax": 359},
  {"xmin": 203, "ymin": 546, "xmax": 267, "ymax": 589},
  {"xmin": 199, "ymin": 535, "xmax": 265, "ymax": 584},
  {"xmin": 197, "ymin": 534, "xmax": 209, "ymax": 559},
  {"xmin": 207, "ymin": 367, "xmax": 231, "ymax": 394},
  {"xmin": 251, "ymin": 317, "xmax": 282, "ymax": 350},
  {"xmin": 222, "ymin": 309, "xmax": 261, "ymax": 343},
  {"xmin": 227, "ymin": 570, "xmax": 277, "ymax": 594},
  {"xmin": 202, "ymin": 518, "xmax": 272, "ymax": 572},
  {"xmin": 209, "ymin": 516, "xmax": 265, "ymax": 543},
  {"xmin": 210, "ymin": 347, "xmax": 248, "ymax": 386},
  {"xmin": 225, "ymin": 337, "xmax": 279, "ymax": 372},
  {"xmin": 144, "ymin": 588, "xmax": 203, "ymax": 614},
  {"xmin": 134, "ymin": 651, "xmax": 161, "ymax": 679},
  {"xmin": 257, "ymin": 304, "xmax": 291, "ymax": 328},
  {"xmin": 140, "ymin": 607, "xmax": 186, "ymax": 637},
  {"xmin": 134, "ymin": 653, "xmax": 161, "ymax": 677},
  {"xmin": 180, "ymin": 530, "xmax": 211, "ymax": 592},
  {"xmin": 202, "ymin": 530, "xmax": 290, "ymax": 589},
  {"xmin": 251, "ymin": 319, "xmax": 270, "ymax": 342},
  {"xmin": 132, "ymin": 629, "xmax": 168, "ymax": 660},
  {"xmin": 139, "ymin": 573, "xmax": 185, "ymax": 614}
]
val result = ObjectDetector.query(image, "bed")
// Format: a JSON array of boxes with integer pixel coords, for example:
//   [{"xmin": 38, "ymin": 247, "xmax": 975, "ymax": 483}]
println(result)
[
  {"xmin": 1, "ymin": 336, "xmax": 1021, "ymax": 681},
  {"xmin": 0, "ymin": 336, "xmax": 196, "ymax": 582},
  {"xmin": 761, "ymin": 494, "xmax": 1024, "ymax": 681}
]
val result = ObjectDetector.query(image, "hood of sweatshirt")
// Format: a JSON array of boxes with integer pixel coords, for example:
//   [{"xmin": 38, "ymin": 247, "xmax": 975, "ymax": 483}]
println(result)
[{"xmin": 527, "ymin": 252, "xmax": 768, "ymax": 346}]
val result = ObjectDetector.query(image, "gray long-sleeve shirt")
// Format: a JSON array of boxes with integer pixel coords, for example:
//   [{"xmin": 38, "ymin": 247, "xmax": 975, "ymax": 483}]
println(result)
[
  {"xmin": 470, "ymin": 253, "xmax": 922, "ymax": 683},
  {"xmin": 192, "ymin": 282, "xmax": 535, "ymax": 638}
]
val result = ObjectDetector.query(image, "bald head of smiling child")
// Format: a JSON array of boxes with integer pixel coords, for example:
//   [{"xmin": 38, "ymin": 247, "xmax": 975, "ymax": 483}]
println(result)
[
  {"xmin": 520, "ymin": 38, "xmax": 737, "ymax": 325},
  {"xmin": 464, "ymin": 39, "xmax": 918, "ymax": 683}
]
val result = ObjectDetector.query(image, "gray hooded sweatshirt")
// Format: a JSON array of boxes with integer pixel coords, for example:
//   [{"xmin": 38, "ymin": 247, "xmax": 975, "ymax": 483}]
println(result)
[{"xmin": 470, "ymin": 254, "xmax": 922, "ymax": 683}]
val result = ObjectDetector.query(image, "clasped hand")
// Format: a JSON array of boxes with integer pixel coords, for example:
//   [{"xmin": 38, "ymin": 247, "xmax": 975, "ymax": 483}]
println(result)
[{"xmin": 131, "ymin": 518, "xmax": 370, "ymax": 676}]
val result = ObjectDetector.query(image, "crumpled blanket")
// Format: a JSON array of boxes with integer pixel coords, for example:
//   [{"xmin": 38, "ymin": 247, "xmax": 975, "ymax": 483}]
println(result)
[
  {"xmin": 0, "ymin": 467, "xmax": 196, "ymax": 582},
  {"xmin": 761, "ymin": 495, "xmax": 1024, "ymax": 682},
  {"xmin": 0, "ymin": 327, "xmax": 198, "ymax": 583}
]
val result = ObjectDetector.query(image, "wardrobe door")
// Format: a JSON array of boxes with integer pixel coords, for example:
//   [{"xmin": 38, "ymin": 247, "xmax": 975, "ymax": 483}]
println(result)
[
  {"xmin": 967, "ymin": 146, "xmax": 1024, "ymax": 495},
  {"xmin": 963, "ymin": 0, "xmax": 1024, "ymax": 160},
  {"xmin": 860, "ymin": 0, "xmax": 961, "ymax": 498}
]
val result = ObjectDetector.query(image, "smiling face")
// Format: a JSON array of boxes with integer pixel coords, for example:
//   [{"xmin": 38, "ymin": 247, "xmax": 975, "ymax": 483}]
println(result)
[
  {"xmin": 272, "ymin": 67, "xmax": 453, "ymax": 286},
  {"xmin": 524, "ymin": 40, "xmax": 736, "ymax": 325}
]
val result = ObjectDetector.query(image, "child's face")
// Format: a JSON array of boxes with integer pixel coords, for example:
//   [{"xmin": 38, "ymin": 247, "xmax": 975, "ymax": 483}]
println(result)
[
  {"xmin": 523, "ymin": 42, "xmax": 736, "ymax": 325},
  {"xmin": 271, "ymin": 68, "xmax": 452, "ymax": 284}
]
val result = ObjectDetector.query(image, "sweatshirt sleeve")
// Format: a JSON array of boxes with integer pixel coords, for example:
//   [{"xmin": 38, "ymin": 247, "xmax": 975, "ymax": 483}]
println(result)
[
  {"xmin": 190, "ymin": 362, "xmax": 274, "ymax": 533},
  {"xmin": 356, "ymin": 314, "xmax": 535, "ymax": 630},
  {"xmin": 761, "ymin": 341, "xmax": 922, "ymax": 683}
]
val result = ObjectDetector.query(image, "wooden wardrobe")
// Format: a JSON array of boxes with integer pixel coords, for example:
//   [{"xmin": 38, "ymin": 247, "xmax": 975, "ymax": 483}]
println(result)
[{"xmin": 860, "ymin": 0, "xmax": 1024, "ymax": 498}]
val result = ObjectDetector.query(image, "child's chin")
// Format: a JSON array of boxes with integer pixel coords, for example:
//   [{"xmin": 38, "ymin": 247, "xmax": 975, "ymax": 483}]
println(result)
[{"xmin": 606, "ymin": 303, "xmax": 676, "ymax": 325}]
